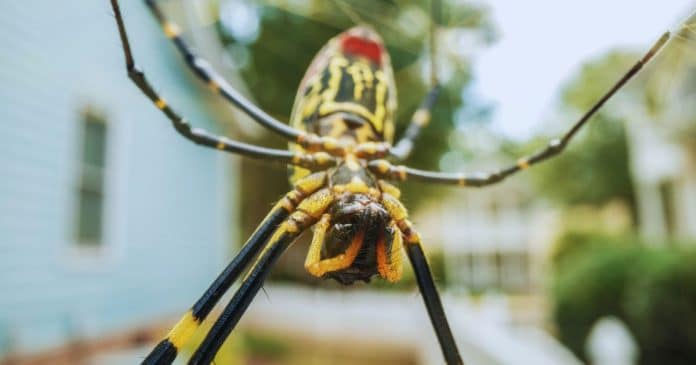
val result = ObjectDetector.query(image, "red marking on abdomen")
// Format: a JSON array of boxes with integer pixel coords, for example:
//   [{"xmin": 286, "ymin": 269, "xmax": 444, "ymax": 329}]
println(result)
[{"xmin": 341, "ymin": 36, "xmax": 383, "ymax": 65}]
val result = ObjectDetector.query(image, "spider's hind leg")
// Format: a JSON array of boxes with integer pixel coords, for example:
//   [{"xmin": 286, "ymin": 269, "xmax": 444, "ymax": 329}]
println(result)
[
  {"xmin": 380, "ymin": 192, "xmax": 463, "ymax": 364},
  {"xmin": 405, "ymin": 238, "xmax": 463, "ymax": 365}
]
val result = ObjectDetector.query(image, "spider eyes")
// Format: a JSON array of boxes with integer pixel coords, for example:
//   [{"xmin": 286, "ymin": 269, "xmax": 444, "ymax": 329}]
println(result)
[{"xmin": 328, "ymin": 222, "xmax": 357, "ymax": 242}]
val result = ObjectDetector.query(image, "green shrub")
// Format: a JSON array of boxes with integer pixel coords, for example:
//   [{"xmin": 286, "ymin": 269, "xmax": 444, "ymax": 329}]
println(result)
[
  {"xmin": 624, "ymin": 248, "xmax": 696, "ymax": 365},
  {"xmin": 550, "ymin": 231, "xmax": 626, "ymax": 268},
  {"xmin": 550, "ymin": 232, "xmax": 696, "ymax": 364},
  {"xmin": 551, "ymin": 233, "xmax": 642, "ymax": 359}
]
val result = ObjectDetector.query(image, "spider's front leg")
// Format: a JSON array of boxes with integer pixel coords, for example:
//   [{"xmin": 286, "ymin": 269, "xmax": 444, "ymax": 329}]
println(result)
[
  {"xmin": 141, "ymin": 0, "xmax": 352, "ymax": 156},
  {"xmin": 141, "ymin": 0, "xmax": 301, "ymax": 141},
  {"xmin": 376, "ymin": 31, "xmax": 670, "ymax": 188},
  {"xmin": 142, "ymin": 172, "xmax": 328, "ymax": 364},
  {"xmin": 189, "ymin": 187, "xmax": 336, "ymax": 364},
  {"xmin": 110, "ymin": 0, "xmax": 341, "ymax": 168},
  {"xmin": 381, "ymin": 193, "xmax": 464, "ymax": 365}
]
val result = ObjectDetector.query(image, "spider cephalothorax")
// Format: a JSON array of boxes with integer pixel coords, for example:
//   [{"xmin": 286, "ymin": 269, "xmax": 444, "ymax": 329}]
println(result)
[
  {"xmin": 303, "ymin": 162, "xmax": 400, "ymax": 285},
  {"xmin": 320, "ymin": 192, "xmax": 392, "ymax": 284}
]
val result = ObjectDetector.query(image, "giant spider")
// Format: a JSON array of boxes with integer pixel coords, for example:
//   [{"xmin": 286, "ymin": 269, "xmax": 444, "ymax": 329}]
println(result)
[{"xmin": 109, "ymin": 0, "xmax": 670, "ymax": 364}]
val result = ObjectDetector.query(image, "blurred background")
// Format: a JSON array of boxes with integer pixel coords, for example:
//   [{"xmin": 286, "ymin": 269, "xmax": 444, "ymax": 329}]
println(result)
[{"xmin": 2, "ymin": 1, "xmax": 696, "ymax": 364}]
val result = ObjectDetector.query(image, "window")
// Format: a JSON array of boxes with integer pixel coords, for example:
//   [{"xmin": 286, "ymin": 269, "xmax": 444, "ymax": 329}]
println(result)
[
  {"xmin": 453, "ymin": 251, "xmax": 532, "ymax": 294},
  {"xmin": 499, "ymin": 252, "xmax": 530, "ymax": 293},
  {"xmin": 75, "ymin": 108, "xmax": 108, "ymax": 246}
]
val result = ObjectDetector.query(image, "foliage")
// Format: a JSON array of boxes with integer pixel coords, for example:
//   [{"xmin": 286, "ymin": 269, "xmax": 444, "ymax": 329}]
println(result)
[
  {"xmin": 550, "ymin": 230, "xmax": 629, "ymax": 270},
  {"xmin": 530, "ymin": 52, "xmax": 638, "ymax": 213},
  {"xmin": 550, "ymin": 232, "xmax": 696, "ymax": 364},
  {"xmin": 550, "ymin": 232, "xmax": 641, "ymax": 359},
  {"xmin": 624, "ymin": 248, "xmax": 696, "ymax": 365}
]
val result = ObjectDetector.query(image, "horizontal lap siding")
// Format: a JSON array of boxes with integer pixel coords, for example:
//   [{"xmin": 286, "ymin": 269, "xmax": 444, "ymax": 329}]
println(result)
[{"xmin": 0, "ymin": 2, "xmax": 233, "ymax": 354}]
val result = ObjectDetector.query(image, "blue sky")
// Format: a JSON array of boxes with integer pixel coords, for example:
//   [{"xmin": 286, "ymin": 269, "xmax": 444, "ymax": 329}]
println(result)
[{"xmin": 473, "ymin": 0, "xmax": 695, "ymax": 141}]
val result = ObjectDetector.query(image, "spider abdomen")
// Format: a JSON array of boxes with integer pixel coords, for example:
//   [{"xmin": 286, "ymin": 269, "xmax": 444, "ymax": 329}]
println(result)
[{"xmin": 288, "ymin": 25, "xmax": 397, "ymax": 184}]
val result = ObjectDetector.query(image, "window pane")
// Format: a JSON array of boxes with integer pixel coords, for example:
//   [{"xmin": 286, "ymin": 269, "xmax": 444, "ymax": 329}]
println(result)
[
  {"xmin": 75, "ymin": 109, "xmax": 108, "ymax": 247},
  {"xmin": 77, "ymin": 188, "xmax": 103, "ymax": 245},
  {"xmin": 82, "ymin": 120, "xmax": 107, "ymax": 167},
  {"xmin": 500, "ymin": 252, "xmax": 530, "ymax": 293}
]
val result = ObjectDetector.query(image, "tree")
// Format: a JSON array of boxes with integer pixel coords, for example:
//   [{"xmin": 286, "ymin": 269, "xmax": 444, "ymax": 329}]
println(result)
[{"xmin": 530, "ymin": 52, "xmax": 638, "ymax": 215}]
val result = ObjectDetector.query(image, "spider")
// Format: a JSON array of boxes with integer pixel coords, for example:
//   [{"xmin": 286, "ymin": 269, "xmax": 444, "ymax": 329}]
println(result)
[{"xmin": 109, "ymin": 0, "xmax": 669, "ymax": 364}]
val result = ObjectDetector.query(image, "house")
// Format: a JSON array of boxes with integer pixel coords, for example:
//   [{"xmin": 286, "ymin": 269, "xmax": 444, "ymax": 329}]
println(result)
[
  {"xmin": 613, "ymin": 10, "xmax": 696, "ymax": 242},
  {"xmin": 0, "ymin": 1, "xmax": 239, "ymax": 360}
]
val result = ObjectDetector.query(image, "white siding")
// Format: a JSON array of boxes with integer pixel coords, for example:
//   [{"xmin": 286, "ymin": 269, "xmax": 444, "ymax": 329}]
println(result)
[{"xmin": 0, "ymin": 2, "xmax": 235, "ymax": 354}]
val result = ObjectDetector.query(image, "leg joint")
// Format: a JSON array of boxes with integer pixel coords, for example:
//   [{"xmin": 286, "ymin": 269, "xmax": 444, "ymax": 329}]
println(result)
[
  {"xmin": 126, "ymin": 65, "xmax": 144, "ymax": 80},
  {"xmin": 548, "ymin": 138, "xmax": 565, "ymax": 153}
]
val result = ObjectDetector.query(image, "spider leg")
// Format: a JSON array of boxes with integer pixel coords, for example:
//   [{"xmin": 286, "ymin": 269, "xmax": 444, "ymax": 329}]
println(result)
[
  {"xmin": 188, "ymin": 227, "xmax": 297, "ymax": 365},
  {"xmin": 141, "ymin": 172, "xmax": 328, "ymax": 364},
  {"xmin": 390, "ymin": 0, "xmax": 442, "ymax": 160},
  {"xmin": 304, "ymin": 214, "xmax": 365, "ymax": 277},
  {"xmin": 380, "ymin": 193, "xmax": 463, "ymax": 364},
  {"xmin": 390, "ymin": 86, "xmax": 441, "ymax": 160},
  {"xmin": 376, "ymin": 220, "xmax": 403, "ymax": 282},
  {"xmin": 407, "ymin": 241, "xmax": 463, "ymax": 365},
  {"xmin": 189, "ymin": 188, "xmax": 335, "ymax": 365},
  {"xmin": 111, "ymin": 0, "xmax": 338, "ymax": 169},
  {"xmin": 141, "ymin": 0, "xmax": 302, "ymax": 140},
  {"xmin": 372, "ymin": 31, "xmax": 670, "ymax": 187}
]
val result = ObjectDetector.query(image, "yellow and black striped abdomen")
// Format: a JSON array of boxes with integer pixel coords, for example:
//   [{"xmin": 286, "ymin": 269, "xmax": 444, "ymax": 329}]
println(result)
[{"xmin": 288, "ymin": 25, "xmax": 397, "ymax": 183}]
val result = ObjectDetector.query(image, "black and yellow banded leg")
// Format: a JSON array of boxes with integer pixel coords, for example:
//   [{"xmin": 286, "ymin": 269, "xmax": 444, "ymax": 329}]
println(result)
[
  {"xmin": 390, "ymin": 85, "xmax": 441, "ymax": 160},
  {"xmin": 188, "ymin": 223, "xmax": 299, "ymax": 365},
  {"xmin": 111, "ymin": 0, "xmax": 339, "ymax": 168},
  {"xmin": 142, "ymin": 206, "xmax": 286, "ymax": 365},
  {"xmin": 376, "ymin": 220, "xmax": 403, "ymax": 283},
  {"xmin": 380, "ymin": 193, "xmax": 463, "ymax": 365},
  {"xmin": 305, "ymin": 214, "xmax": 365, "ymax": 277},
  {"xmin": 390, "ymin": 0, "xmax": 441, "ymax": 160},
  {"xmin": 406, "ymin": 240, "xmax": 463, "ymax": 365},
  {"xmin": 371, "ymin": 31, "xmax": 670, "ymax": 187},
  {"xmin": 142, "ymin": 172, "xmax": 328, "ymax": 365},
  {"xmin": 190, "ymin": 189, "xmax": 335, "ymax": 365},
  {"xmin": 141, "ymin": 0, "xmax": 301, "ymax": 141},
  {"xmin": 140, "ymin": 0, "xmax": 350, "ymax": 156}
]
